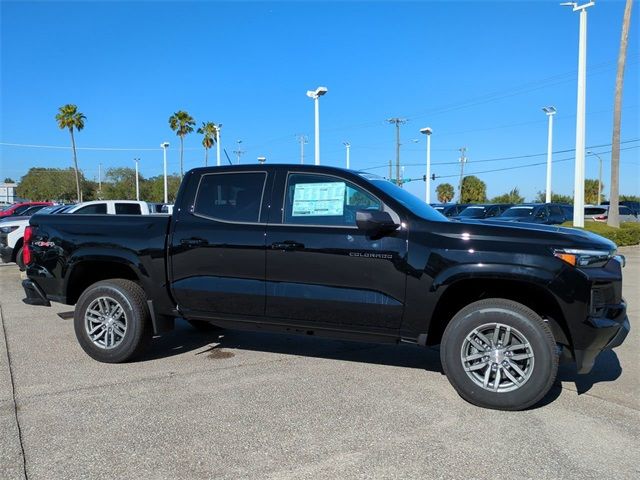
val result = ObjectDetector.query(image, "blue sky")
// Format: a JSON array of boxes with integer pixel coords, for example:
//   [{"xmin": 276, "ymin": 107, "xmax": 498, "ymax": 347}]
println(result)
[{"xmin": 1, "ymin": 0, "xmax": 638, "ymax": 202}]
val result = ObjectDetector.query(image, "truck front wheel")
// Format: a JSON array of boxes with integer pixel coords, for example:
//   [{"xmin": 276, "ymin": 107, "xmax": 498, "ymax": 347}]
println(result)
[
  {"xmin": 74, "ymin": 279, "xmax": 152, "ymax": 363},
  {"xmin": 440, "ymin": 298, "xmax": 558, "ymax": 411}
]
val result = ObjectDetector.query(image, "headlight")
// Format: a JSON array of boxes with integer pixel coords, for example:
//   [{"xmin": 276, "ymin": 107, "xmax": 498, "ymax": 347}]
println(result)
[
  {"xmin": 553, "ymin": 248, "xmax": 613, "ymax": 267},
  {"xmin": 0, "ymin": 226, "xmax": 19, "ymax": 234}
]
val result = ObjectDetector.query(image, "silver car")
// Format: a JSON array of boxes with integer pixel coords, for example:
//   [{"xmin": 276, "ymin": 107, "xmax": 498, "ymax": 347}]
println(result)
[{"xmin": 584, "ymin": 205, "xmax": 639, "ymax": 223}]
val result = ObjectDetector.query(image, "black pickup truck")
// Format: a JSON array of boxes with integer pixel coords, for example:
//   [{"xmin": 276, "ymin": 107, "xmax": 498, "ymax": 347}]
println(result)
[{"xmin": 22, "ymin": 165, "xmax": 629, "ymax": 410}]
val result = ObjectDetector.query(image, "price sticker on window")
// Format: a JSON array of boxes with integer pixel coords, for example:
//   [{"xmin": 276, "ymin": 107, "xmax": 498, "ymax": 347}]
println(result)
[{"xmin": 292, "ymin": 182, "xmax": 346, "ymax": 217}]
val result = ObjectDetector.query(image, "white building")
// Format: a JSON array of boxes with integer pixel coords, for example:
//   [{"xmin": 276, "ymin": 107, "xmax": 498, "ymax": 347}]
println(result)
[{"xmin": 0, "ymin": 182, "xmax": 17, "ymax": 204}]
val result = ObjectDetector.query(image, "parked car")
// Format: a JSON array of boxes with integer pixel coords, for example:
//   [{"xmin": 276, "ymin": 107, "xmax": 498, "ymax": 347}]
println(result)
[
  {"xmin": 491, "ymin": 203, "xmax": 568, "ymax": 225},
  {"xmin": 585, "ymin": 205, "xmax": 639, "ymax": 223},
  {"xmin": 451, "ymin": 204, "xmax": 513, "ymax": 220},
  {"xmin": 66, "ymin": 200, "xmax": 152, "ymax": 215},
  {"xmin": 0, "ymin": 204, "xmax": 71, "ymax": 270},
  {"xmin": 147, "ymin": 202, "xmax": 168, "ymax": 214},
  {"xmin": 430, "ymin": 203, "xmax": 470, "ymax": 217},
  {"xmin": 0, "ymin": 201, "xmax": 53, "ymax": 218},
  {"xmin": 602, "ymin": 200, "xmax": 640, "ymax": 216},
  {"xmin": 22, "ymin": 165, "xmax": 629, "ymax": 411}
]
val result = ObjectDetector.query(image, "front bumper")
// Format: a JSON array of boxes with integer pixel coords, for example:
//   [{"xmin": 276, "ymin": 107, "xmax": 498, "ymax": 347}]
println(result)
[
  {"xmin": 22, "ymin": 279, "xmax": 51, "ymax": 306},
  {"xmin": 574, "ymin": 302, "xmax": 630, "ymax": 374}
]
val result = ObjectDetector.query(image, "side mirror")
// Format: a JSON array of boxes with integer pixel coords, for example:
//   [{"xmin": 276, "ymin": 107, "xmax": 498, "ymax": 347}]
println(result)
[{"xmin": 356, "ymin": 210, "xmax": 399, "ymax": 235}]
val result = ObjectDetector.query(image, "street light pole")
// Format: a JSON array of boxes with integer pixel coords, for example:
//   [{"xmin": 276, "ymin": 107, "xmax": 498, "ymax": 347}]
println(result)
[
  {"xmin": 458, "ymin": 147, "xmax": 467, "ymax": 203},
  {"xmin": 562, "ymin": 1, "xmax": 595, "ymax": 227},
  {"xmin": 134, "ymin": 158, "xmax": 140, "ymax": 201},
  {"xmin": 543, "ymin": 107, "xmax": 557, "ymax": 203},
  {"xmin": 343, "ymin": 142, "xmax": 351, "ymax": 169},
  {"xmin": 160, "ymin": 142, "xmax": 169, "ymax": 204},
  {"xmin": 587, "ymin": 150, "xmax": 604, "ymax": 205},
  {"xmin": 214, "ymin": 124, "xmax": 222, "ymax": 167},
  {"xmin": 306, "ymin": 86, "xmax": 328, "ymax": 165},
  {"xmin": 420, "ymin": 127, "xmax": 433, "ymax": 203}
]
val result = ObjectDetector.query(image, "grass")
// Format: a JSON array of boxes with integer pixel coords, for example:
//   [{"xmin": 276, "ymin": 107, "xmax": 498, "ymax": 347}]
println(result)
[{"xmin": 560, "ymin": 221, "xmax": 640, "ymax": 247}]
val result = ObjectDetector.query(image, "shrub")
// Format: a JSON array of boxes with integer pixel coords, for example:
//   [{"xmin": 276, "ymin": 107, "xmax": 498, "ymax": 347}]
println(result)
[{"xmin": 561, "ymin": 221, "xmax": 640, "ymax": 247}]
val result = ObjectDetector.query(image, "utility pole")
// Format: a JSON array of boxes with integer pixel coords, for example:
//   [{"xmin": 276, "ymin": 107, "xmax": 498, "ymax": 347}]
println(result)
[
  {"xmin": 297, "ymin": 135, "xmax": 308, "ymax": 164},
  {"xmin": 543, "ymin": 107, "xmax": 557, "ymax": 203},
  {"xmin": 458, "ymin": 147, "xmax": 467, "ymax": 203},
  {"xmin": 133, "ymin": 158, "xmax": 140, "ymax": 201},
  {"xmin": 233, "ymin": 140, "xmax": 244, "ymax": 164},
  {"xmin": 343, "ymin": 142, "xmax": 351, "ymax": 169},
  {"xmin": 214, "ymin": 124, "xmax": 222, "ymax": 167},
  {"xmin": 98, "ymin": 163, "xmax": 102, "ymax": 191},
  {"xmin": 588, "ymin": 151, "xmax": 604, "ymax": 205},
  {"xmin": 388, "ymin": 160, "xmax": 393, "ymax": 182},
  {"xmin": 387, "ymin": 118, "xmax": 407, "ymax": 187}
]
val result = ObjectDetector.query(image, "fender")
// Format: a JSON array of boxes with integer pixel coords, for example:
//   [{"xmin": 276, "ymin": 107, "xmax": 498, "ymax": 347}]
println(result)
[{"xmin": 431, "ymin": 262, "xmax": 557, "ymax": 291}]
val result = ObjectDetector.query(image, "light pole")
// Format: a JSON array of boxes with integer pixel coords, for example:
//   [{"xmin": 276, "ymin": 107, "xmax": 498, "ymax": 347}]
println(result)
[
  {"xmin": 297, "ymin": 135, "xmax": 308, "ymax": 164},
  {"xmin": 160, "ymin": 142, "xmax": 169, "ymax": 204},
  {"xmin": 257, "ymin": 156, "xmax": 266, "ymax": 164},
  {"xmin": 233, "ymin": 140, "xmax": 244, "ymax": 164},
  {"xmin": 214, "ymin": 124, "xmax": 222, "ymax": 166},
  {"xmin": 587, "ymin": 150, "xmax": 604, "ymax": 205},
  {"xmin": 343, "ymin": 142, "xmax": 351, "ymax": 169},
  {"xmin": 306, "ymin": 86, "xmax": 328, "ymax": 165},
  {"xmin": 387, "ymin": 118, "xmax": 407, "ymax": 187},
  {"xmin": 133, "ymin": 158, "xmax": 140, "ymax": 201},
  {"xmin": 562, "ymin": 1, "xmax": 595, "ymax": 227},
  {"xmin": 420, "ymin": 127, "xmax": 432, "ymax": 203},
  {"xmin": 542, "ymin": 106, "xmax": 557, "ymax": 203}
]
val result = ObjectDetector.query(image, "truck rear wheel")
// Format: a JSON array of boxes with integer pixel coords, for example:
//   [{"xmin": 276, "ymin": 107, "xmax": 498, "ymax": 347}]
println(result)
[
  {"xmin": 440, "ymin": 298, "xmax": 558, "ymax": 411},
  {"xmin": 74, "ymin": 279, "xmax": 152, "ymax": 363}
]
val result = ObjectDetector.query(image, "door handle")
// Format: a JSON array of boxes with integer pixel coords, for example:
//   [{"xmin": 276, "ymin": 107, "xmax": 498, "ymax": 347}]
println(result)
[
  {"xmin": 271, "ymin": 241, "xmax": 304, "ymax": 251},
  {"xmin": 180, "ymin": 237, "xmax": 208, "ymax": 248}
]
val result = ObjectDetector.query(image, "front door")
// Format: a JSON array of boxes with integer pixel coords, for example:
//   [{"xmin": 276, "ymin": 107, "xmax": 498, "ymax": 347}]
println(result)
[
  {"xmin": 170, "ymin": 170, "xmax": 271, "ymax": 318},
  {"xmin": 265, "ymin": 171, "xmax": 407, "ymax": 332}
]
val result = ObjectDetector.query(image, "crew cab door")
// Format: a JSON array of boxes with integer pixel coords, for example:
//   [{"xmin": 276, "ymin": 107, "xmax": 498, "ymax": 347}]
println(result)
[
  {"xmin": 169, "ymin": 170, "xmax": 271, "ymax": 317},
  {"xmin": 265, "ymin": 171, "xmax": 407, "ymax": 331}
]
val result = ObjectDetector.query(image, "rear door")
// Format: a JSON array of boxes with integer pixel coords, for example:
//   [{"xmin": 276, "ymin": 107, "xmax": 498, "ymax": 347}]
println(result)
[
  {"xmin": 265, "ymin": 170, "xmax": 407, "ymax": 331},
  {"xmin": 170, "ymin": 170, "xmax": 271, "ymax": 317}
]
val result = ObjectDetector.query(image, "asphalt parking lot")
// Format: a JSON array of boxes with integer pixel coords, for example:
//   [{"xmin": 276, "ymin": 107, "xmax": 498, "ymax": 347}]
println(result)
[{"xmin": 1, "ymin": 248, "xmax": 638, "ymax": 480}]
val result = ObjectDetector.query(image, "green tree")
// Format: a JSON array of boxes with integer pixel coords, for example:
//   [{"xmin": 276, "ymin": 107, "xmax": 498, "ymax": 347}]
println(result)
[
  {"xmin": 169, "ymin": 110, "xmax": 196, "ymax": 178},
  {"xmin": 144, "ymin": 174, "xmax": 182, "ymax": 203},
  {"xmin": 4, "ymin": 178, "xmax": 14, "ymax": 183},
  {"xmin": 460, "ymin": 176, "xmax": 487, "ymax": 203},
  {"xmin": 620, "ymin": 194, "xmax": 640, "ymax": 202},
  {"xmin": 534, "ymin": 191, "xmax": 573, "ymax": 204},
  {"xmin": 585, "ymin": 178, "xmax": 604, "ymax": 205},
  {"xmin": 609, "ymin": 0, "xmax": 633, "ymax": 228},
  {"xmin": 197, "ymin": 121, "xmax": 218, "ymax": 166},
  {"xmin": 16, "ymin": 168, "xmax": 86, "ymax": 201},
  {"xmin": 55, "ymin": 104, "xmax": 86, "ymax": 202},
  {"xmin": 491, "ymin": 187, "xmax": 524, "ymax": 204},
  {"xmin": 102, "ymin": 167, "xmax": 142, "ymax": 200},
  {"xmin": 436, "ymin": 183, "xmax": 455, "ymax": 203}
]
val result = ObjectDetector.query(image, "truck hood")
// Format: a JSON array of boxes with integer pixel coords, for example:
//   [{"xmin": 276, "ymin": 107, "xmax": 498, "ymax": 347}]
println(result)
[{"xmin": 426, "ymin": 217, "xmax": 616, "ymax": 252}]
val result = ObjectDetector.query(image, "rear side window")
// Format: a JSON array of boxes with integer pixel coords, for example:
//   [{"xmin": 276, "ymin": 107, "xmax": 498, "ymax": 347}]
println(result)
[
  {"xmin": 13, "ymin": 205, "xmax": 32, "ymax": 215},
  {"xmin": 619, "ymin": 206, "xmax": 633, "ymax": 215},
  {"xmin": 585, "ymin": 207, "xmax": 606, "ymax": 215},
  {"xmin": 194, "ymin": 172, "xmax": 266, "ymax": 223},
  {"xmin": 549, "ymin": 205, "xmax": 563, "ymax": 216},
  {"xmin": 74, "ymin": 204, "xmax": 107, "ymax": 214},
  {"xmin": 115, "ymin": 203, "xmax": 142, "ymax": 215}
]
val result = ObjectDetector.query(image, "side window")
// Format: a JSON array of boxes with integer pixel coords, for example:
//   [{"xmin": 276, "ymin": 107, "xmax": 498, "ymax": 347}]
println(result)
[
  {"xmin": 74, "ymin": 204, "xmax": 107, "ymax": 214},
  {"xmin": 283, "ymin": 173, "xmax": 382, "ymax": 226},
  {"xmin": 115, "ymin": 203, "xmax": 142, "ymax": 215},
  {"xmin": 549, "ymin": 205, "xmax": 563, "ymax": 217},
  {"xmin": 14, "ymin": 205, "xmax": 31, "ymax": 215},
  {"xmin": 194, "ymin": 172, "xmax": 266, "ymax": 223},
  {"xmin": 619, "ymin": 206, "xmax": 632, "ymax": 216}
]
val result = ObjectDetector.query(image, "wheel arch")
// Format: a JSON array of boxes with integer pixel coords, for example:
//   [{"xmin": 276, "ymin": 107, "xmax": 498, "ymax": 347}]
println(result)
[{"xmin": 65, "ymin": 257, "xmax": 142, "ymax": 305}]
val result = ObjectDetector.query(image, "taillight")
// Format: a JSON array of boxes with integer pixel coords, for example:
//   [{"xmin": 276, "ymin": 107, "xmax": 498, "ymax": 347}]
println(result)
[
  {"xmin": 23, "ymin": 226, "xmax": 34, "ymax": 265},
  {"xmin": 595, "ymin": 215, "xmax": 607, "ymax": 221}
]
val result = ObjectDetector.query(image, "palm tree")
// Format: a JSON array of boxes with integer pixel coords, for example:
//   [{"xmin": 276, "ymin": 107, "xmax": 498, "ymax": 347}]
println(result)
[
  {"xmin": 55, "ymin": 104, "xmax": 86, "ymax": 202},
  {"xmin": 197, "ymin": 122, "xmax": 218, "ymax": 166},
  {"xmin": 168, "ymin": 111, "xmax": 196, "ymax": 178},
  {"xmin": 608, "ymin": 0, "xmax": 633, "ymax": 228}
]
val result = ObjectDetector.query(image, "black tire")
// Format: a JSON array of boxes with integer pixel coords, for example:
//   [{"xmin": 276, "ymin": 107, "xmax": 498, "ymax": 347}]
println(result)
[
  {"xmin": 440, "ymin": 298, "xmax": 558, "ymax": 411},
  {"xmin": 15, "ymin": 247, "xmax": 25, "ymax": 271},
  {"xmin": 74, "ymin": 279, "xmax": 152, "ymax": 363},
  {"xmin": 187, "ymin": 320, "xmax": 223, "ymax": 332}
]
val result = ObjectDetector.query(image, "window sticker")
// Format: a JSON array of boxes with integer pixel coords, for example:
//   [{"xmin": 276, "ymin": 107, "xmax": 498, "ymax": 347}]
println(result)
[{"xmin": 292, "ymin": 182, "xmax": 346, "ymax": 217}]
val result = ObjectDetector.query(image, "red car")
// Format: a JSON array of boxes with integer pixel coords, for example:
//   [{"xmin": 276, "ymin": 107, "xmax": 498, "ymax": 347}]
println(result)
[{"xmin": 0, "ymin": 202, "xmax": 53, "ymax": 218}]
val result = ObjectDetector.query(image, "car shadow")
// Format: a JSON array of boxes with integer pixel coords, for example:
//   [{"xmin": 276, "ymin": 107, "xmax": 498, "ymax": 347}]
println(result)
[{"xmin": 556, "ymin": 349, "xmax": 622, "ymax": 395}]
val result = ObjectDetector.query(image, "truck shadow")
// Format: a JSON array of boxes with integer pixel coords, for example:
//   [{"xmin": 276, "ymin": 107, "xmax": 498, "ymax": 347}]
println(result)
[{"xmin": 143, "ymin": 320, "xmax": 622, "ymax": 405}]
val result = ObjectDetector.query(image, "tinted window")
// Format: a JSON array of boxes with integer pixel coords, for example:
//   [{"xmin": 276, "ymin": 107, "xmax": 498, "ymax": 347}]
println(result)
[
  {"xmin": 13, "ymin": 205, "xmax": 32, "ymax": 215},
  {"xmin": 459, "ymin": 207, "xmax": 486, "ymax": 218},
  {"xmin": 371, "ymin": 179, "xmax": 446, "ymax": 222},
  {"xmin": 21, "ymin": 205, "xmax": 47, "ymax": 216},
  {"xmin": 549, "ymin": 205, "xmax": 563, "ymax": 217},
  {"xmin": 74, "ymin": 204, "xmax": 107, "ymax": 214},
  {"xmin": 284, "ymin": 173, "xmax": 381, "ymax": 226},
  {"xmin": 502, "ymin": 206, "xmax": 534, "ymax": 217},
  {"xmin": 619, "ymin": 206, "xmax": 633, "ymax": 215},
  {"xmin": 115, "ymin": 203, "xmax": 142, "ymax": 215},
  {"xmin": 585, "ymin": 207, "xmax": 606, "ymax": 215},
  {"xmin": 194, "ymin": 172, "xmax": 266, "ymax": 223}
]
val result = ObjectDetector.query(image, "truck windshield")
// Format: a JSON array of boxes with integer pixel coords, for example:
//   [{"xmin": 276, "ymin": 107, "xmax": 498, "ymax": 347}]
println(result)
[
  {"xmin": 368, "ymin": 179, "xmax": 447, "ymax": 222},
  {"xmin": 459, "ymin": 207, "xmax": 486, "ymax": 218},
  {"xmin": 501, "ymin": 206, "xmax": 535, "ymax": 217}
]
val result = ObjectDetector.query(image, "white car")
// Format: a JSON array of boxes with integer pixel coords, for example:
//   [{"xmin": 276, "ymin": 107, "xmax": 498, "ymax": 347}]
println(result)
[
  {"xmin": 66, "ymin": 200, "xmax": 153, "ymax": 215},
  {"xmin": 584, "ymin": 205, "xmax": 639, "ymax": 223}
]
